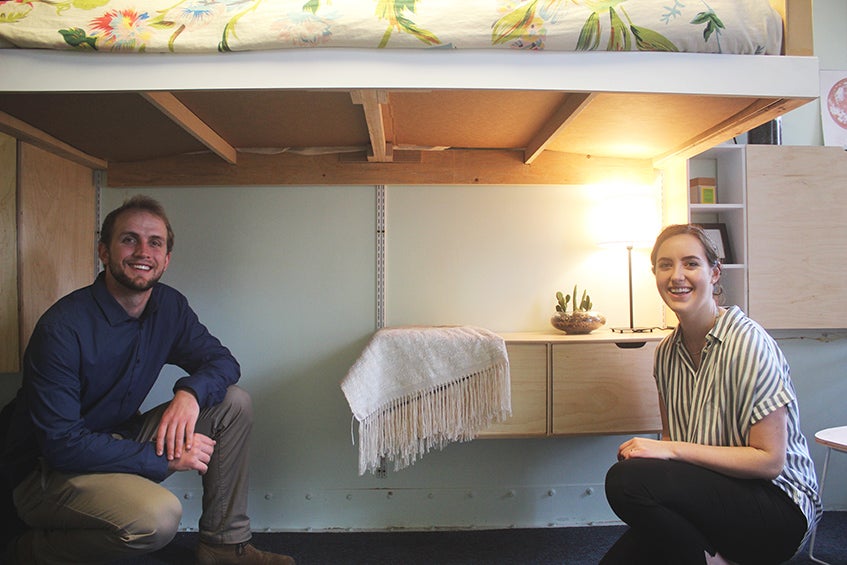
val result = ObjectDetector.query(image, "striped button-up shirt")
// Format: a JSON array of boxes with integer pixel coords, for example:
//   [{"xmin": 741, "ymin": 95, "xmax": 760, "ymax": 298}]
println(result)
[{"xmin": 654, "ymin": 305, "xmax": 821, "ymax": 539}]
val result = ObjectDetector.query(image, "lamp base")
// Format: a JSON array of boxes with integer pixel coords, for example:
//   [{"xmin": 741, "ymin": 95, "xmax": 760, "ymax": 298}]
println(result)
[{"xmin": 611, "ymin": 327, "xmax": 654, "ymax": 334}]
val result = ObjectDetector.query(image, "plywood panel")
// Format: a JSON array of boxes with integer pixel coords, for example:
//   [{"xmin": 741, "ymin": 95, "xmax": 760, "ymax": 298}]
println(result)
[
  {"xmin": 390, "ymin": 90, "xmax": 564, "ymax": 149},
  {"xmin": 746, "ymin": 145, "xmax": 847, "ymax": 329},
  {"xmin": 479, "ymin": 343, "xmax": 548, "ymax": 437},
  {"xmin": 0, "ymin": 133, "xmax": 17, "ymax": 372},
  {"xmin": 552, "ymin": 341, "xmax": 660, "ymax": 435},
  {"xmin": 547, "ymin": 93, "xmax": 757, "ymax": 160},
  {"xmin": 18, "ymin": 143, "xmax": 96, "ymax": 356}
]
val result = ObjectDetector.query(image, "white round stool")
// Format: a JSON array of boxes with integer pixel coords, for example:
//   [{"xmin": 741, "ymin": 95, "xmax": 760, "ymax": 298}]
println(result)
[{"xmin": 809, "ymin": 425, "xmax": 847, "ymax": 565}]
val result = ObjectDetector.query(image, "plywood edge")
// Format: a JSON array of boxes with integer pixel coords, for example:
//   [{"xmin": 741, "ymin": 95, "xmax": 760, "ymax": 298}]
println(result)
[
  {"xmin": 0, "ymin": 132, "xmax": 18, "ymax": 372},
  {"xmin": 769, "ymin": 0, "xmax": 814, "ymax": 56}
]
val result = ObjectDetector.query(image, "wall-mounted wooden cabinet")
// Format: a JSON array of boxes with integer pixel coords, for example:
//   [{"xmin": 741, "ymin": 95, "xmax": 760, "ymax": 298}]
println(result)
[{"xmin": 481, "ymin": 332, "xmax": 663, "ymax": 438}]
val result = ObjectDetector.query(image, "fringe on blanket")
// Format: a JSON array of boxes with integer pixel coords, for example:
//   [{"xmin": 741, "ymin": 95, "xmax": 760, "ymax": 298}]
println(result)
[{"xmin": 356, "ymin": 361, "xmax": 511, "ymax": 475}]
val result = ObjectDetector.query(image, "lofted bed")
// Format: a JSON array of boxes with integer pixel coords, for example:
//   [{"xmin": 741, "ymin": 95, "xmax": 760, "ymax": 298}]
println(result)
[{"xmin": 0, "ymin": 0, "xmax": 820, "ymax": 189}]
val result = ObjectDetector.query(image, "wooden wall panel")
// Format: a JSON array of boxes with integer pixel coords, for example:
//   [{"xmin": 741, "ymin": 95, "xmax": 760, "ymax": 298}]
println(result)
[
  {"xmin": 0, "ymin": 133, "xmax": 17, "ymax": 372},
  {"xmin": 17, "ymin": 143, "xmax": 96, "ymax": 359},
  {"xmin": 747, "ymin": 145, "xmax": 847, "ymax": 329}
]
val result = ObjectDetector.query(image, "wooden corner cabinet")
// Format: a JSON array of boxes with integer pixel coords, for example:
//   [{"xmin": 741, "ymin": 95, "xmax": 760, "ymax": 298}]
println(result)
[{"xmin": 480, "ymin": 331, "xmax": 665, "ymax": 438}]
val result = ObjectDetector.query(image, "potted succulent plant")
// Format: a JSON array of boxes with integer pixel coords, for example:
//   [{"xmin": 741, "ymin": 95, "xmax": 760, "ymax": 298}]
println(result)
[{"xmin": 551, "ymin": 285, "xmax": 606, "ymax": 334}]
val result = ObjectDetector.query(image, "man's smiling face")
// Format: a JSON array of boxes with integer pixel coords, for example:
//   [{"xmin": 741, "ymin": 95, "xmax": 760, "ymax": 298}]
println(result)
[{"xmin": 99, "ymin": 209, "xmax": 171, "ymax": 294}]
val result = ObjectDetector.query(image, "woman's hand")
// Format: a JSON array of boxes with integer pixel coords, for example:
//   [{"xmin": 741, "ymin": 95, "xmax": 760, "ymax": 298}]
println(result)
[
  {"xmin": 616, "ymin": 407, "xmax": 788, "ymax": 480},
  {"xmin": 617, "ymin": 437, "xmax": 673, "ymax": 461}
]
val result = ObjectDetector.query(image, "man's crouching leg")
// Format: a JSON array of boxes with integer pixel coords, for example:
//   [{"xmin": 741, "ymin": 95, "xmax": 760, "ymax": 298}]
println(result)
[
  {"xmin": 12, "ymin": 466, "xmax": 181, "ymax": 564},
  {"xmin": 195, "ymin": 385, "xmax": 295, "ymax": 565}
]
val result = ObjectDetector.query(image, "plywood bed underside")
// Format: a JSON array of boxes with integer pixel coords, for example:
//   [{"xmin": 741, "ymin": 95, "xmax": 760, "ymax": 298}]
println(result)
[{"xmin": 0, "ymin": 0, "xmax": 819, "ymax": 187}]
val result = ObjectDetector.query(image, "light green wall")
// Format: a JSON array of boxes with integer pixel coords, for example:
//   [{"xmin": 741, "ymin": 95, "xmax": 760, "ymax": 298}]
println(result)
[
  {"xmin": 99, "ymin": 184, "xmax": 668, "ymax": 532},
  {"xmin": 384, "ymin": 183, "xmax": 664, "ymax": 332}
]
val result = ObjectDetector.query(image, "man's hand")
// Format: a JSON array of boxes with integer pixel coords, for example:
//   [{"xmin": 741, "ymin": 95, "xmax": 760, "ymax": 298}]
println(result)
[
  {"xmin": 166, "ymin": 433, "xmax": 216, "ymax": 475},
  {"xmin": 156, "ymin": 389, "xmax": 201, "ymax": 460}
]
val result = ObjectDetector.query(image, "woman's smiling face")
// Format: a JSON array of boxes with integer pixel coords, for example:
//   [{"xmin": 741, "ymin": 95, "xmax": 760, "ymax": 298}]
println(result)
[{"xmin": 653, "ymin": 233, "xmax": 720, "ymax": 317}]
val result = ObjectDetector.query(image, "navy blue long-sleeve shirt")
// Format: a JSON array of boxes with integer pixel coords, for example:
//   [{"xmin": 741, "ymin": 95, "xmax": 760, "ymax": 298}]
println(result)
[{"xmin": 0, "ymin": 272, "xmax": 240, "ymax": 487}]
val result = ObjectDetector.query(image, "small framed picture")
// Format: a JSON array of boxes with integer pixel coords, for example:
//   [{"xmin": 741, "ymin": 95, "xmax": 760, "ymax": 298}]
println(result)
[{"xmin": 701, "ymin": 223, "xmax": 733, "ymax": 264}]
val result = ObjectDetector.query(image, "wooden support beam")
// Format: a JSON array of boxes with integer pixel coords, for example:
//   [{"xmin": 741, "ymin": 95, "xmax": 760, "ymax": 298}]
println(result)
[
  {"xmin": 524, "ymin": 93, "xmax": 595, "ymax": 165},
  {"xmin": 106, "ymin": 148, "xmax": 657, "ymax": 188},
  {"xmin": 140, "ymin": 91, "xmax": 238, "ymax": 164},
  {"xmin": 350, "ymin": 89, "xmax": 392, "ymax": 162},
  {"xmin": 0, "ymin": 110, "xmax": 107, "ymax": 170}
]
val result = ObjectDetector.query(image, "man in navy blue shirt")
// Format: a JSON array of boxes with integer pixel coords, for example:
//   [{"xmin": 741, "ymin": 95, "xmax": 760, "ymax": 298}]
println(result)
[{"xmin": 1, "ymin": 195, "xmax": 293, "ymax": 564}]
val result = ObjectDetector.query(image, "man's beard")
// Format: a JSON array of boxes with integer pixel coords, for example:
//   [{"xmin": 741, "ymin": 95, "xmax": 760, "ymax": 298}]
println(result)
[{"xmin": 108, "ymin": 260, "xmax": 162, "ymax": 292}]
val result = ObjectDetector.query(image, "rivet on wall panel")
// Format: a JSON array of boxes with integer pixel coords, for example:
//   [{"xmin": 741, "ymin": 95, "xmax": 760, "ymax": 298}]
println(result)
[{"xmin": 547, "ymin": 489, "xmax": 557, "ymax": 497}]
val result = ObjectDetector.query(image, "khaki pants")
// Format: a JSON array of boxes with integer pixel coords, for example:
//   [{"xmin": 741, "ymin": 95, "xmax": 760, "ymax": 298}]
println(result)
[{"xmin": 13, "ymin": 385, "xmax": 253, "ymax": 564}]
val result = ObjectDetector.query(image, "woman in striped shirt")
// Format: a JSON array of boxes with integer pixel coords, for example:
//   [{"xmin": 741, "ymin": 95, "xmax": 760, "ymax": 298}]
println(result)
[{"xmin": 601, "ymin": 224, "xmax": 821, "ymax": 565}]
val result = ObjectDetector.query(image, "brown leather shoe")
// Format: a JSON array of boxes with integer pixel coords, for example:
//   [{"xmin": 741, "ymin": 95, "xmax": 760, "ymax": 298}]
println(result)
[
  {"xmin": 196, "ymin": 540, "xmax": 295, "ymax": 565},
  {"xmin": 3, "ymin": 530, "xmax": 35, "ymax": 565}
]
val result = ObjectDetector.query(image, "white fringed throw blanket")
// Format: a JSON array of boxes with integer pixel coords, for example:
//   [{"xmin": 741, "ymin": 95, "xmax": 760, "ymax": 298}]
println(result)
[{"xmin": 341, "ymin": 326, "xmax": 511, "ymax": 475}]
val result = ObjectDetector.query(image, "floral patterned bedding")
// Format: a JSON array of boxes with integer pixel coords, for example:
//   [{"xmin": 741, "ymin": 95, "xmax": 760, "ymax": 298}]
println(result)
[{"xmin": 0, "ymin": 0, "xmax": 783, "ymax": 55}]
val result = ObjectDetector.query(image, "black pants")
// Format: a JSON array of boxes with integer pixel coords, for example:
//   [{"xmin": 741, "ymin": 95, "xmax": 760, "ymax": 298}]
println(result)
[{"xmin": 601, "ymin": 459, "xmax": 807, "ymax": 565}]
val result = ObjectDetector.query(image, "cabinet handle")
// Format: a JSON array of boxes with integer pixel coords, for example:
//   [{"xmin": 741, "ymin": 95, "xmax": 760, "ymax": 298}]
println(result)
[{"xmin": 615, "ymin": 342, "xmax": 646, "ymax": 349}]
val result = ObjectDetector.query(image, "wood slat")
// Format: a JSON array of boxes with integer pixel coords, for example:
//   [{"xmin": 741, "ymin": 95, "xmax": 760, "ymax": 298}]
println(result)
[
  {"xmin": 141, "ymin": 91, "xmax": 238, "ymax": 164},
  {"xmin": 350, "ymin": 89, "xmax": 392, "ymax": 162},
  {"xmin": 0, "ymin": 110, "xmax": 107, "ymax": 170},
  {"xmin": 524, "ymin": 93, "xmax": 595, "ymax": 165}
]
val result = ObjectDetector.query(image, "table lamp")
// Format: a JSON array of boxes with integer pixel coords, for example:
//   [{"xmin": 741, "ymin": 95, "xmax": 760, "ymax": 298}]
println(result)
[{"xmin": 611, "ymin": 243, "xmax": 653, "ymax": 333}]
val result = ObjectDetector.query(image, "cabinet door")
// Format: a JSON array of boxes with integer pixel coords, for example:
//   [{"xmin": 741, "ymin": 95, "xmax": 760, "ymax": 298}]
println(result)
[
  {"xmin": 551, "ymin": 342, "xmax": 660, "ymax": 435},
  {"xmin": 479, "ymin": 343, "xmax": 548, "ymax": 437},
  {"xmin": 746, "ymin": 146, "xmax": 847, "ymax": 329},
  {"xmin": 16, "ymin": 143, "xmax": 96, "ymax": 365}
]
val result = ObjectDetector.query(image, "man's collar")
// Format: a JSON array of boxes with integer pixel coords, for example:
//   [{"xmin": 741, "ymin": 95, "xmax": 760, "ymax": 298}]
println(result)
[{"xmin": 92, "ymin": 271, "xmax": 160, "ymax": 324}]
